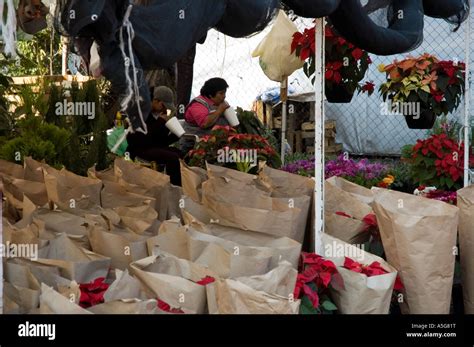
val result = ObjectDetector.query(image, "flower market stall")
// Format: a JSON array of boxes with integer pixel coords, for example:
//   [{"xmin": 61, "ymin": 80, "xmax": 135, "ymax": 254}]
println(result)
[{"xmin": 0, "ymin": 0, "xmax": 473, "ymax": 320}]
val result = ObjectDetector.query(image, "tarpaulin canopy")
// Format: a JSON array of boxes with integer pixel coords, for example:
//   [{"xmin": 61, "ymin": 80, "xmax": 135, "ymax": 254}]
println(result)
[{"xmin": 51, "ymin": 0, "xmax": 470, "ymax": 131}]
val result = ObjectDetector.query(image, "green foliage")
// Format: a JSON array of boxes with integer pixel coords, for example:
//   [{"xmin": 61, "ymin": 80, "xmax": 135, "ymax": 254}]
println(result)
[
  {"xmin": 428, "ymin": 116, "xmax": 462, "ymax": 140},
  {"xmin": 0, "ymin": 79, "xmax": 113, "ymax": 175},
  {"xmin": 44, "ymin": 83, "xmax": 65, "ymax": 127},
  {"xmin": 11, "ymin": 83, "xmax": 49, "ymax": 119},
  {"xmin": 1, "ymin": 28, "xmax": 62, "ymax": 77},
  {"xmin": 236, "ymin": 107, "xmax": 279, "ymax": 151},
  {"xmin": 387, "ymin": 160, "xmax": 417, "ymax": 194},
  {"xmin": 0, "ymin": 72, "xmax": 15, "ymax": 137},
  {"xmin": 0, "ymin": 115, "xmax": 71, "ymax": 168},
  {"xmin": 401, "ymin": 130, "xmax": 468, "ymax": 190},
  {"xmin": 61, "ymin": 80, "xmax": 113, "ymax": 175},
  {"xmin": 299, "ymin": 285, "xmax": 337, "ymax": 315},
  {"xmin": 379, "ymin": 55, "xmax": 465, "ymax": 117}
]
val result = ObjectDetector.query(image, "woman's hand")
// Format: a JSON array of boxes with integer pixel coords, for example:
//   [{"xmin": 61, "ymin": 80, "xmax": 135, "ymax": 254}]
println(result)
[{"xmin": 216, "ymin": 102, "xmax": 230, "ymax": 115}]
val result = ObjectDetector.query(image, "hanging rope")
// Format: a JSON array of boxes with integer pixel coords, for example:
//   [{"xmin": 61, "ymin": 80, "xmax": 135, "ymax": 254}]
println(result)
[
  {"xmin": 0, "ymin": 0, "xmax": 17, "ymax": 57},
  {"xmin": 118, "ymin": 3, "xmax": 148, "ymax": 135}
]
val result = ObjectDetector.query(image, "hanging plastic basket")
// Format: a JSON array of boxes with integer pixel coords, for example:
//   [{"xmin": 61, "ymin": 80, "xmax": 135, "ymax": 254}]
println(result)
[
  {"xmin": 404, "ymin": 108, "xmax": 437, "ymax": 129},
  {"xmin": 325, "ymin": 85, "xmax": 354, "ymax": 103}
]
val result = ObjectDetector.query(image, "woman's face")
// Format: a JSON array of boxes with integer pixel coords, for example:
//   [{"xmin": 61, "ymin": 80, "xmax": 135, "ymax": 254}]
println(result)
[{"xmin": 211, "ymin": 90, "xmax": 226, "ymax": 105}]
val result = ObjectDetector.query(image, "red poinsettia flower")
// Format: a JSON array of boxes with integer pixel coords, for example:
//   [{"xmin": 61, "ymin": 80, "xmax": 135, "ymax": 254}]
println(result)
[
  {"xmin": 212, "ymin": 125, "xmax": 234, "ymax": 133},
  {"xmin": 430, "ymin": 87, "xmax": 444, "ymax": 103},
  {"xmin": 351, "ymin": 48, "xmax": 364, "ymax": 61},
  {"xmin": 363, "ymin": 261, "xmax": 387, "ymax": 276},
  {"xmin": 325, "ymin": 61, "xmax": 343, "ymax": 83},
  {"xmin": 291, "ymin": 27, "xmax": 316, "ymax": 60},
  {"xmin": 295, "ymin": 252, "xmax": 343, "ymax": 309},
  {"xmin": 303, "ymin": 284, "xmax": 320, "ymax": 308},
  {"xmin": 79, "ymin": 277, "xmax": 109, "ymax": 308},
  {"xmin": 394, "ymin": 276, "xmax": 405, "ymax": 291},
  {"xmin": 337, "ymin": 37, "xmax": 347, "ymax": 46},
  {"xmin": 196, "ymin": 276, "xmax": 215, "ymax": 286},
  {"xmin": 325, "ymin": 26, "xmax": 335, "ymax": 38},
  {"xmin": 343, "ymin": 257, "xmax": 363, "ymax": 273},
  {"xmin": 157, "ymin": 299, "xmax": 185, "ymax": 314},
  {"xmin": 362, "ymin": 213, "xmax": 377, "ymax": 228},
  {"xmin": 361, "ymin": 81, "xmax": 375, "ymax": 94},
  {"xmin": 344, "ymin": 258, "xmax": 405, "ymax": 292},
  {"xmin": 344, "ymin": 259, "xmax": 388, "ymax": 277}
]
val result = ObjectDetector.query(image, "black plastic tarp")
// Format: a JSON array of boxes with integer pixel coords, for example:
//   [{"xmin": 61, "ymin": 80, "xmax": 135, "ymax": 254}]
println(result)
[{"xmin": 54, "ymin": 0, "xmax": 470, "ymax": 132}]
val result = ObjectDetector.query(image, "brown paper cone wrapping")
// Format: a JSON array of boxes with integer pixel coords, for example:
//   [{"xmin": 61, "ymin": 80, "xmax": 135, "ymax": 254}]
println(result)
[
  {"xmin": 372, "ymin": 188, "xmax": 459, "ymax": 314},
  {"xmin": 34, "ymin": 233, "xmax": 111, "ymax": 283},
  {"xmin": 183, "ymin": 210, "xmax": 301, "ymax": 269},
  {"xmin": 114, "ymin": 158, "xmax": 170, "ymax": 221},
  {"xmin": 180, "ymin": 160, "xmax": 207, "ymax": 202},
  {"xmin": 88, "ymin": 225, "xmax": 149, "ymax": 270},
  {"xmin": 88, "ymin": 299, "xmax": 160, "ymax": 314},
  {"xmin": 322, "ymin": 234, "xmax": 397, "ymax": 314},
  {"xmin": 39, "ymin": 283, "xmax": 92, "ymax": 314},
  {"xmin": 201, "ymin": 177, "xmax": 304, "ymax": 242},
  {"xmin": 235, "ymin": 261, "xmax": 298, "ymax": 297},
  {"xmin": 206, "ymin": 278, "xmax": 300, "ymax": 314},
  {"xmin": 457, "ymin": 185, "xmax": 474, "ymax": 313},
  {"xmin": 130, "ymin": 255, "xmax": 208, "ymax": 314}
]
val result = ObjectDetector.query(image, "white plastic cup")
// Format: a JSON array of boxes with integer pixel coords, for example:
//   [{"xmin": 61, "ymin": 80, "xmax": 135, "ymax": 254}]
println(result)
[
  {"xmin": 224, "ymin": 107, "xmax": 240, "ymax": 127},
  {"xmin": 165, "ymin": 117, "xmax": 186, "ymax": 138}
]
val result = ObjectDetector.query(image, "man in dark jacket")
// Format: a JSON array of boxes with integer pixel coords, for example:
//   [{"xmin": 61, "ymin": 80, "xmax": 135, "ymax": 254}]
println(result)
[{"xmin": 127, "ymin": 86, "xmax": 183, "ymax": 186}]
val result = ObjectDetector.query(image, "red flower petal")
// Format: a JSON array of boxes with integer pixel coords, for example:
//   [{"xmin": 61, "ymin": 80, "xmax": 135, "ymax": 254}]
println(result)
[
  {"xmin": 351, "ymin": 48, "xmax": 364, "ymax": 61},
  {"xmin": 319, "ymin": 271, "xmax": 332, "ymax": 287},
  {"xmin": 362, "ymin": 213, "xmax": 377, "ymax": 227},
  {"xmin": 335, "ymin": 211, "xmax": 352, "ymax": 218},
  {"xmin": 157, "ymin": 299, "xmax": 185, "ymax": 314},
  {"xmin": 394, "ymin": 275, "xmax": 404, "ymax": 291},
  {"xmin": 197, "ymin": 276, "xmax": 215, "ymax": 286},
  {"xmin": 303, "ymin": 284, "xmax": 320, "ymax": 308}
]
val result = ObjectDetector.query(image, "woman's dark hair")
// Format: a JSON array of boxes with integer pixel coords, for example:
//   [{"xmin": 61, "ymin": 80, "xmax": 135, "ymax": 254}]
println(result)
[{"xmin": 200, "ymin": 78, "xmax": 229, "ymax": 98}]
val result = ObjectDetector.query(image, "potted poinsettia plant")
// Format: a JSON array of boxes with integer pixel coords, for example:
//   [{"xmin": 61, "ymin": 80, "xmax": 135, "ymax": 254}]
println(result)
[
  {"xmin": 294, "ymin": 252, "xmax": 344, "ymax": 314},
  {"xmin": 186, "ymin": 125, "xmax": 281, "ymax": 172},
  {"xmin": 291, "ymin": 25, "xmax": 374, "ymax": 103},
  {"xmin": 401, "ymin": 130, "xmax": 474, "ymax": 190},
  {"xmin": 379, "ymin": 54, "xmax": 465, "ymax": 129}
]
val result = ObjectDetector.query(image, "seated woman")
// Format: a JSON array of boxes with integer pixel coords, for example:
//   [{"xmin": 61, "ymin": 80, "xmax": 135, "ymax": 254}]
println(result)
[
  {"xmin": 181, "ymin": 78, "xmax": 231, "ymax": 153},
  {"xmin": 127, "ymin": 86, "xmax": 183, "ymax": 186}
]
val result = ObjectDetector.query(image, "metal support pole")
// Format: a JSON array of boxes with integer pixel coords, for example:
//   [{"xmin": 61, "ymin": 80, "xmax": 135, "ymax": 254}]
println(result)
[
  {"xmin": 314, "ymin": 18, "xmax": 325, "ymax": 254},
  {"xmin": 464, "ymin": 11, "xmax": 472, "ymax": 187},
  {"xmin": 281, "ymin": 77, "xmax": 288, "ymax": 164}
]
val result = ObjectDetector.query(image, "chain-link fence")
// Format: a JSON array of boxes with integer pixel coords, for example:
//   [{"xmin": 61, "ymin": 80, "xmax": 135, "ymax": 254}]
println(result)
[{"xmin": 190, "ymin": 12, "xmax": 473, "ymax": 157}]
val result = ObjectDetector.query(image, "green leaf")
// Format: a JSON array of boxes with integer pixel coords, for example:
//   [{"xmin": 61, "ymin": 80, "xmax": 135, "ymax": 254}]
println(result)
[
  {"xmin": 420, "ymin": 85, "xmax": 430, "ymax": 93},
  {"xmin": 321, "ymin": 300, "xmax": 338, "ymax": 311},
  {"xmin": 446, "ymin": 177, "xmax": 454, "ymax": 189},
  {"xmin": 436, "ymin": 75, "xmax": 449, "ymax": 91},
  {"xmin": 300, "ymin": 296, "xmax": 319, "ymax": 315}
]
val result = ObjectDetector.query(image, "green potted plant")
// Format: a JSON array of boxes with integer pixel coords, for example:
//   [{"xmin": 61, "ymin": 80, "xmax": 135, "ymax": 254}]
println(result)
[
  {"xmin": 401, "ymin": 130, "xmax": 474, "ymax": 190},
  {"xmin": 291, "ymin": 25, "xmax": 374, "ymax": 103},
  {"xmin": 379, "ymin": 54, "xmax": 465, "ymax": 129},
  {"xmin": 186, "ymin": 125, "xmax": 281, "ymax": 173}
]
